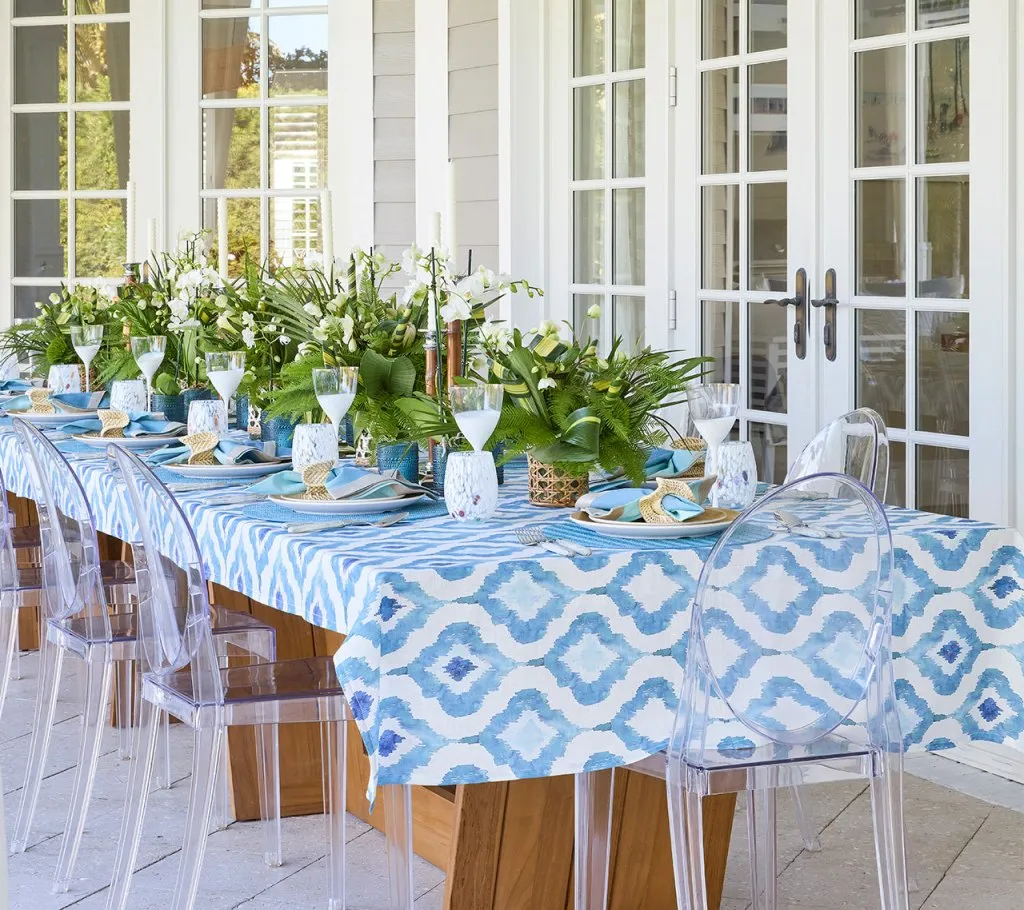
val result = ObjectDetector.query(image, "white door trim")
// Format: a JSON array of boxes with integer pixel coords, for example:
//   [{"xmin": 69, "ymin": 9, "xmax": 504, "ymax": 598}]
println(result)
[{"xmin": 414, "ymin": 0, "xmax": 449, "ymax": 250}]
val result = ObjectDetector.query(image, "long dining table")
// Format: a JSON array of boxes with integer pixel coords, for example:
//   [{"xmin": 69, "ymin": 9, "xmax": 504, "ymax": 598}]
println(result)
[{"xmin": 2, "ymin": 423, "xmax": 1023, "ymax": 909}]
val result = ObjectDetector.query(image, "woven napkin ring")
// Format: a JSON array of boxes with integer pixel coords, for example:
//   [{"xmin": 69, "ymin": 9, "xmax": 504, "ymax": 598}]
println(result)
[
  {"xmin": 182, "ymin": 431, "xmax": 219, "ymax": 466},
  {"xmin": 27, "ymin": 389, "xmax": 56, "ymax": 415},
  {"xmin": 98, "ymin": 409, "xmax": 130, "ymax": 438},
  {"xmin": 639, "ymin": 477, "xmax": 698, "ymax": 525},
  {"xmin": 301, "ymin": 461, "xmax": 334, "ymax": 501}
]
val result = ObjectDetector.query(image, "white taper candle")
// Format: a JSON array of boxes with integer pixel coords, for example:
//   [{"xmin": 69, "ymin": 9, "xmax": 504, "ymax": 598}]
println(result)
[
  {"xmin": 125, "ymin": 181, "xmax": 136, "ymax": 262},
  {"xmin": 217, "ymin": 197, "xmax": 229, "ymax": 279}
]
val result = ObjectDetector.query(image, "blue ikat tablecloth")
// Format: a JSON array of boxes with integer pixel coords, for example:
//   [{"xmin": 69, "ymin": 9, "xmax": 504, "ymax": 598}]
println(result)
[{"xmin": 0, "ymin": 424, "xmax": 1022, "ymax": 793}]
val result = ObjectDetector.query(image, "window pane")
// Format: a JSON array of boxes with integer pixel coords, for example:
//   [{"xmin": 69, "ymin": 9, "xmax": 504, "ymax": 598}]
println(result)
[
  {"xmin": 917, "ymin": 445, "xmax": 968, "ymax": 517},
  {"xmin": 574, "ymin": 85, "xmax": 606, "ymax": 180},
  {"xmin": 14, "ymin": 26, "xmax": 67, "ymax": 104},
  {"xmin": 702, "ymin": 68, "xmax": 738, "ymax": 175},
  {"xmin": 613, "ymin": 188, "xmax": 644, "ymax": 285},
  {"xmin": 613, "ymin": 81, "xmax": 644, "ymax": 177},
  {"xmin": 918, "ymin": 176, "xmax": 969, "ymax": 298},
  {"xmin": 857, "ymin": 0, "xmax": 906, "ymax": 38},
  {"xmin": 748, "ymin": 421, "xmax": 787, "ymax": 485},
  {"xmin": 574, "ymin": 293, "xmax": 606, "ymax": 349},
  {"xmin": 749, "ymin": 183, "xmax": 786, "ymax": 291},
  {"xmin": 15, "ymin": 0, "xmax": 65, "ymax": 13},
  {"xmin": 575, "ymin": 0, "xmax": 606, "ymax": 76},
  {"xmin": 204, "ymin": 0, "xmax": 256, "ymax": 6},
  {"xmin": 203, "ymin": 17, "xmax": 260, "ymax": 101},
  {"xmin": 75, "ymin": 22, "xmax": 130, "ymax": 103},
  {"xmin": 749, "ymin": 0, "xmax": 787, "ymax": 53},
  {"xmin": 76, "ymin": 111, "xmax": 130, "ymax": 190},
  {"xmin": 13, "ymin": 286, "xmax": 61, "ymax": 322},
  {"xmin": 269, "ymin": 15, "xmax": 328, "ymax": 97},
  {"xmin": 75, "ymin": 199, "xmax": 127, "ymax": 277},
  {"xmin": 856, "ymin": 309, "xmax": 906, "ymax": 429},
  {"xmin": 270, "ymin": 106, "xmax": 328, "ymax": 190},
  {"xmin": 574, "ymin": 190, "xmax": 605, "ymax": 284},
  {"xmin": 749, "ymin": 60, "xmax": 787, "ymax": 171},
  {"xmin": 701, "ymin": 185, "xmax": 738, "ymax": 290},
  {"xmin": 703, "ymin": 0, "xmax": 739, "ymax": 59},
  {"xmin": 269, "ymin": 196, "xmax": 321, "ymax": 271},
  {"xmin": 613, "ymin": 0, "xmax": 645, "ymax": 70},
  {"xmin": 857, "ymin": 179, "xmax": 905, "ymax": 296},
  {"xmin": 748, "ymin": 302, "xmax": 787, "ymax": 413},
  {"xmin": 14, "ymin": 199, "xmax": 67, "ymax": 279},
  {"xmin": 918, "ymin": 0, "xmax": 968, "ymax": 29},
  {"xmin": 613, "ymin": 295, "xmax": 645, "ymax": 351},
  {"xmin": 14, "ymin": 113, "xmax": 68, "ymax": 192},
  {"xmin": 856, "ymin": 46, "xmax": 906, "ymax": 167},
  {"xmin": 205, "ymin": 196, "xmax": 261, "ymax": 279},
  {"xmin": 917, "ymin": 39, "xmax": 969, "ymax": 164},
  {"xmin": 886, "ymin": 440, "xmax": 907, "ymax": 507},
  {"xmin": 917, "ymin": 311, "xmax": 968, "ymax": 435},
  {"xmin": 702, "ymin": 300, "xmax": 739, "ymax": 384},
  {"xmin": 203, "ymin": 107, "xmax": 262, "ymax": 190}
]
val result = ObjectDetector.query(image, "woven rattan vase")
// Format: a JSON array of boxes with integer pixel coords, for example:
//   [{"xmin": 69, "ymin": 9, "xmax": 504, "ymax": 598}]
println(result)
[
  {"xmin": 671, "ymin": 437, "xmax": 707, "ymax": 477},
  {"xmin": 527, "ymin": 456, "xmax": 589, "ymax": 507}
]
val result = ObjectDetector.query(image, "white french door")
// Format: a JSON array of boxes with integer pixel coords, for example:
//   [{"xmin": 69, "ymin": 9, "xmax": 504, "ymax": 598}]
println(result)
[{"xmin": 681, "ymin": 0, "xmax": 1009, "ymax": 519}]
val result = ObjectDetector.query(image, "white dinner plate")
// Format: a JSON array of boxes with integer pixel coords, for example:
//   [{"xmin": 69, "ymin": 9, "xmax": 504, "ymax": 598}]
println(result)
[
  {"xmin": 269, "ymin": 492, "xmax": 427, "ymax": 515},
  {"xmin": 166, "ymin": 461, "xmax": 291, "ymax": 479},
  {"xmin": 569, "ymin": 508, "xmax": 739, "ymax": 539},
  {"xmin": 73, "ymin": 432, "xmax": 185, "ymax": 450},
  {"xmin": 13, "ymin": 411, "xmax": 97, "ymax": 427}
]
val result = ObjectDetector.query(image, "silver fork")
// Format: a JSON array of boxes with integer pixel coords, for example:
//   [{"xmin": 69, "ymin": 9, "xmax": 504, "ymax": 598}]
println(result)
[
  {"xmin": 286, "ymin": 511, "xmax": 410, "ymax": 534},
  {"xmin": 516, "ymin": 527, "xmax": 574, "ymax": 556},
  {"xmin": 773, "ymin": 508, "xmax": 842, "ymax": 539}
]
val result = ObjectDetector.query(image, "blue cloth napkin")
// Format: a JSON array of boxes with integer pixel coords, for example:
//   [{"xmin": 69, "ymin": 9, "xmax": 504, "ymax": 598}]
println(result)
[
  {"xmin": 0, "ymin": 379, "xmax": 35, "ymax": 392},
  {"xmin": 578, "ymin": 477, "xmax": 714, "ymax": 523},
  {"xmin": 590, "ymin": 446, "xmax": 707, "ymax": 493},
  {"xmin": 248, "ymin": 463, "xmax": 438, "ymax": 500},
  {"xmin": 4, "ymin": 391, "xmax": 107, "ymax": 414},
  {"xmin": 147, "ymin": 438, "xmax": 285, "ymax": 466},
  {"xmin": 61, "ymin": 411, "xmax": 186, "ymax": 438}
]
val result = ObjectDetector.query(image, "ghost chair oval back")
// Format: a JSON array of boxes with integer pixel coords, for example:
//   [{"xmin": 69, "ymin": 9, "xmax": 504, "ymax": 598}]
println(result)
[
  {"xmin": 572, "ymin": 474, "xmax": 909, "ymax": 910},
  {"xmin": 106, "ymin": 446, "xmax": 416, "ymax": 910}
]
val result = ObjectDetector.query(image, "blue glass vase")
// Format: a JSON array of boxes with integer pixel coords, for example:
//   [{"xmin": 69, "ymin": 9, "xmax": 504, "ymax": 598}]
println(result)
[
  {"xmin": 235, "ymin": 393, "xmax": 250, "ymax": 432},
  {"xmin": 262, "ymin": 416, "xmax": 297, "ymax": 456},
  {"xmin": 376, "ymin": 441, "xmax": 419, "ymax": 484},
  {"xmin": 151, "ymin": 393, "xmax": 185, "ymax": 423},
  {"xmin": 430, "ymin": 445, "xmax": 448, "ymax": 495}
]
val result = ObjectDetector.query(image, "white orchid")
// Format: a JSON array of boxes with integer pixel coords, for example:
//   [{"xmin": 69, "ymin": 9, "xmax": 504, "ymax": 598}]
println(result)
[
  {"xmin": 538, "ymin": 377, "xmax": 557, "ymax": 390},
  {"xmin": 303, "ymin": 250, "xmax": 324, "ymax": 271},
  {"xmin": 479, "ymin": 321, "xmax": 513, "ymax": 355},
  {"xmin": 440, "ymin": 296, "xmax": 472, "ymax": 323},
  {"xmin": 400, "ymin": 244, "xmax": 423, "ymax": 276},
  {"xmin": 402, "ymin": 279, "xmax": 426, "ymax": 306},
  {"xmin": 241, "ymin": 327, "xmax": 256, "ymax": 348},
  {"xmin": 303, "ymin": 302, "xmax": 323, "ymax": 319},
  {"xmin": 340, "ymin": 314, "xmax": 355, "ymax": 346},
  {"xmin": 216, "ymin": 313, "xmax": 233, "ymax": 331}
]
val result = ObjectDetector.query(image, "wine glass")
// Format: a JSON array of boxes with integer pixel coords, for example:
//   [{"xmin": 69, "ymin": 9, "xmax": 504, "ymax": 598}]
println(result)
[
  {"xmin": 131, "ymin": 335, "xmax": 166, "ymax": 413},
  {"xmin": 206, "ymin": 351, "xmax": 246, "ymax": 403},
  {"xmin": 450, "ymin": 384, "xmax": 503, "ymax": 452},
  {"xmin": 313, "ymin": 367, "xmax": 359, "ymax": 441},
  {"xmin": 70, "ymin": 325, "xmax": 103, "ymax": 393},
  {"xmin": 687, "ymin": 382, "xmax": 741, "ymax": 505}
]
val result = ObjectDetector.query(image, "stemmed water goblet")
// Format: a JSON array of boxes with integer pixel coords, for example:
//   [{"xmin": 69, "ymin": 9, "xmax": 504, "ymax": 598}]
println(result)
[
  {"xmin": 71, "ymin": 325, "xmax": 103, "ymax": 394},
  {"xmin": 130, "ymin": 336, "xmax": 166, "ymax": 414},
  {"xmin": 446, "ymin": 384, "xmax": 504, "ymax": 521},
  {"xmin": 687, "ymin": 382, "xmax": 741, "ymax": 506},
  {"xmin": 313, "ymin": 367, "xmax": 359, "ymax": 443}
]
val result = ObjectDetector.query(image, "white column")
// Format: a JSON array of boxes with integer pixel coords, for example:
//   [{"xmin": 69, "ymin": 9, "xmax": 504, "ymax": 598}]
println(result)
[{"xmin": 414, "ymin": 0, "xmax": 449, "ymax": 250}]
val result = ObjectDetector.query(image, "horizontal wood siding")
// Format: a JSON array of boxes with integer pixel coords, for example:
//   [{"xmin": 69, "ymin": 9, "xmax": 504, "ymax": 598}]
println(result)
[{"xmin": 449, "ymin": 0, "xmax": 499, "ymax": 272}]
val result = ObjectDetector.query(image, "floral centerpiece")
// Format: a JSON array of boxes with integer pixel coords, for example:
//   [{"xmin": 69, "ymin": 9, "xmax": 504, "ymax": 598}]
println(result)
[
  {"xmin": 475, "ymin": 315, "xmax": 709, "ymax": 505},
  {"xmin": 0, "ymin": 279, "xmax": 118, "ymax": 382},
  {"xmin": 102, "ymin": 232, "xmax": 225, "ymax": 408}
]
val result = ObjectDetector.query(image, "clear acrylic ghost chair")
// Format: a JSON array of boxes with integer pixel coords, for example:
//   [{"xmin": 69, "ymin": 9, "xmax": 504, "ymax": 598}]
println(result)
[
  {"xmin": 9, "ymin": 420, "xmax": 276, "ymax": 896},
  {"xmin": 784, "ymin": 408, "xmax": 890, "ymax": 855},
  {"xmin": 785, "ymin": 408, "xmax": 889, "ymax": 501},
  {"xmin": 0, "ymin": 465, "xmax": 45, "ymax": 722},
  {"xmin": 573, "ymin": 474, "xmax": 909, "ymax": 910},
  {"xmin": 106, "ymin": 447, "xmax": 415, "ymax": 910}
]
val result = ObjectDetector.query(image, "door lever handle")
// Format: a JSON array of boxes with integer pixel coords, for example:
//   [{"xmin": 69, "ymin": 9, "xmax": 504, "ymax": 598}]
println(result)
[
  {"xmin": 810, "ymin": 268, "xmax": 838, "ymax": 361},
  {"xmin": 764, "ymin": 268, "xmax": 808, "ymax": 360}
]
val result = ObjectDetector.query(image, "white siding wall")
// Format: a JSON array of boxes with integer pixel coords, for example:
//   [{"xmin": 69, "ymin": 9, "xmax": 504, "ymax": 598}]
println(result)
[
  {"xmin": 374, "ymin": 0, "xmax": 416, "ymax": 286},
  {"xmin": 448, "ymin": 0, "xmax": 499, "ymax": 272}
]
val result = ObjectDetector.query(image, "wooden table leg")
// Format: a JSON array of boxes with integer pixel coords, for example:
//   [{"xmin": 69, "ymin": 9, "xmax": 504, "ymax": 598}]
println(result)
[{"xmin": 442, "ymin": 771, "xmax": 736, "ymax": 910}]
